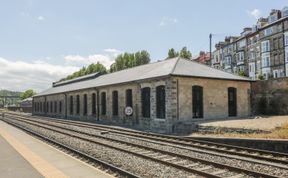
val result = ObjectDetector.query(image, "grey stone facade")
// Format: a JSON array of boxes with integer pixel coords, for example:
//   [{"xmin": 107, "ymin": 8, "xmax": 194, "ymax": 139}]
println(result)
[{"xmin": 33, "ymin": 76, "xmax": 250, "ymax": 134}]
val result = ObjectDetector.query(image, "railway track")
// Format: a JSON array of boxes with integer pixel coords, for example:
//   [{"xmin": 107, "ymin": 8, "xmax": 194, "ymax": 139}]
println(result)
[
  {"xmin": 6, "ymin": 112, "xmax": 288, "ymax": 166},
  {"xmin": 1, "ymin": 113, "xmax": 288, "ymax": 177}
]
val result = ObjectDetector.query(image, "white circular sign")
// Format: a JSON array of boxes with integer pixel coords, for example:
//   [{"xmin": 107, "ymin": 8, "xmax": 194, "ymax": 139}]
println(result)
[{"xmin": 125, "ymin": 106, "xmax": 133, "ymax": 116}]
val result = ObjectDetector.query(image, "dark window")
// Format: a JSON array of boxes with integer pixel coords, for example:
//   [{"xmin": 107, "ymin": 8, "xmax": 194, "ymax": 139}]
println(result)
[
  {"xmin": 46, "ymin": 102, "xmax": 49, "ymax": 113},
  {"xmin": 101, "ymin": 92, "xmax": 106, "ymax": 115},
  {"xmin": 54, "ymin": 101, "xmax": 57, "ymax": 113},
  {"xmin": 59, "ymin": 101, "xmax": 62, "ymax": 113},
  {"xmin": 83, "ymin": 94, "xmax": 87, "ymax": 115},
  {"xmin": 76, "ymin": 95, "xmax": 80, "ymax": 114},
  {"xmin": 50, "ymin": 102, "xmax": 53, "ymax": 113},
  {"xmin": 112, "ymin": 91, "xmax": 118, "ymax": 116},
  {"xmin": 92, "ymin": 93, "xmax": 96, "ymax": 115},
  {"xmin": 126, "ymin": 89, "xmax": 133, "ymax": 107},
  {"xmin": 70, "ymin": 96, "xmax": 73, "ymax": 115},
  {"xmin": 40, "ymin": 102, "xmax": 42, "ymax": 112},
  {"xmin": 141, "ymin": 87, "xmax": 150, "ymax": 118},
  {"xmin": 228, "ymin": 87, "xmax": 237, "ymax": 117},
  {"xmin": 192, "ymin": 86, "xmax": 203, "ymax": 118},
  {"xmin": 156, "ymin": 85, "xmax": 166, "ymax": 119}
]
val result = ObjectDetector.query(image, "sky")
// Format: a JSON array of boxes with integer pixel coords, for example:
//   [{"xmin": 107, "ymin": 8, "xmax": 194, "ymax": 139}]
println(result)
[{"xmin": 0, "ymin": 0, "xmax": 287, "ymax": 92}]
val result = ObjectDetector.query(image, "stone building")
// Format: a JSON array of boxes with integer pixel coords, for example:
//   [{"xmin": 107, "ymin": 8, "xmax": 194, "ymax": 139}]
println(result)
[
  {"xmin": 33, "ymin": 57, "xmax": 251, "ymax": 133},
  {"xmin": 212, "ymin": 7, "xmax": 288, "ymax": 80}
]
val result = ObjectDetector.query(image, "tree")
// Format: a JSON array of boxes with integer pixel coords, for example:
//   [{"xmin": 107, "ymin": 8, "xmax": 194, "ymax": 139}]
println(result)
[
  {"xmin": 179, "ymin": 47, "xmax": 192, "ymax": 59},
  {"xmin": 20, "ymin": 89, "xmax": 36, "ymax": 100},
  {"xmin": 167, "ymin": 48, "xmax": 179, "ymax": 59},
  {"xmin": 64, "ymin": 62, "xmax": 107, "ymax": 81},
  {"xmin": 238, "ymin": 70, "xmax": 246, "ymax": 77},
  {"xmin": 109, "ymin": 50, "xmax": 150, "ymax": 73}
]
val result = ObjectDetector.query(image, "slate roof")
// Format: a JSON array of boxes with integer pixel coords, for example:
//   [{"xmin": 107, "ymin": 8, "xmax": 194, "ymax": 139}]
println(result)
[{"xmin": 35, "ymin": 57, "xmax": 251, "ymax": 97}]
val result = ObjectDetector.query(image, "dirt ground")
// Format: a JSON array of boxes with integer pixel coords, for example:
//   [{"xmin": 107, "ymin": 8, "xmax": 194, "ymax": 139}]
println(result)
[{"xmin": 199, "ymin": 115, "xmax": 288, "ymax": 131}]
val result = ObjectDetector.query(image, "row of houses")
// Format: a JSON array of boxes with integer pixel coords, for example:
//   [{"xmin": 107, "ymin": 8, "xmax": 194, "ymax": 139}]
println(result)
[{"xmin": 212, "ymin": 7, "xmax": 288, "ymax": 80}]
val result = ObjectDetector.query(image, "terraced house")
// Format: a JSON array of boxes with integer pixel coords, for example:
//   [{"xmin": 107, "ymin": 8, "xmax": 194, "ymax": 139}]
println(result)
[
  {"xmin": 212, "ymin": 7, "xmax": 288, "ymax": 80},
  {"xmin": 33, "ymin": 57, "xmax": 251, "ymax": 133}
]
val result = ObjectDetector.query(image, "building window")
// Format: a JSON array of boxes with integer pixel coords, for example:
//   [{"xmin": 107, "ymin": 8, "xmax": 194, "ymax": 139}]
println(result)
[
  {"xmin": 83, "ymin": 94, "xmax": 87, "ymax": 116},
  {"xmin": 54, "ymin": 101, "xmax": 57, "ymax": 113},
  {"xmin": 285, "ymin": 33, "xmax": 288, "ymax": 46},
  {"xmin": 40, "ymin": 102, "xmax": 42, "ymax": 112},
  {"xmin": 282, "ymin": 7, "xmax": 288, "ymax": 17},
  {"xmin": 286, "ymin": 50, "xmax": 288, "ymax": 62},
  {"xmin": 126, "ymin": 89, "xmax": 133, "ymax": 107},
  {"xmin": 261, "ymin": 40, "xmax": 270, "ymax": 52},
  {"xmin": 141, "ymin": 87, "xmax": 150, "ymax": 118},
  {"xmin": 156, "ymin": 85, "xmax": 166, "ymax": 119},
  {"xmin": 46, "ymin": 102, "xmax": 49, "ymax": 113},
  {"xmin": 192, "ymin": 86, "xmax": 203, "ymax": 118},
  {"xmin": 112, "ymin": 91, "xmax": 118, "ymax": 116},
  {"xmin": 238, "ymin": 52, "xmax": 244, "ymax": 62},
  {"xmin": 50, "ymin": 101, "xmax": 53, "ymax": 113},
  {"xmin": 261, "ymin": 53, "xmax": 270, "ymax": 68},
  {"xmin": 228, "ymin": 87, "xmax": 237, "ymax": 117},
  {"xmin": 76, "ymin": 95, "xmax": 80, "ymax": 115},
  {"xmin": 101, "ymin": 92, "xmax": 106, "ymax": 115},
  {"xmin": 59, "ymin": 101, "xmax": 62, "ymax": 113},
  {"xmin": 70, "ymin": 96, "xmax": 73, "ymax": 115},
  {"xmin": 92, "ymin": 93, "xmax": 96, "ymax": 115},
  {"xmin": 264, "ymin": 27, "xmax": 273, "ymax": 36}
]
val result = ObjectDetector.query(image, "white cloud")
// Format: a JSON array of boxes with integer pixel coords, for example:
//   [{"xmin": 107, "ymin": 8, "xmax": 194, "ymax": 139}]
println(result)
[
  {"xmin": 0, "ymin": 57, "xmax": 78, "ymax": 92},
  {"xmin": 37, "ymin": 16, "xmax": 45, "ymax": 21},
  {"xmin": 64, "ymin": 48, "xmax": 123, "ymax": 68},
  {"xmin": 159, "ymin": 17, "xmax": 178, "ymax": 27},
  {"xmin": 247, "ymin": 9, "xmax": 261, "ymax": 19},
  {"xmin": 0, "ymin": 48, "xmax": 123, "ymax": 92}
]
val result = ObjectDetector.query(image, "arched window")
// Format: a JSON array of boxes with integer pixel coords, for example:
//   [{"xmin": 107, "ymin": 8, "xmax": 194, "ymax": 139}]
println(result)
[
  {"xmin": 126, "ymin": 89, "xmax": 133, "ymax": 107},
  {"xmin": 70, "ymin": 96, "xmax": 73, "ymax": 115},
  {"xmin": 112, "ymin": 91, "xmax": 118, "ymax": 116},
  {"xmin": 92, "ymin": 93, "xmax": 96, "ymax": 115},
  {"xmin": 54, "ymin": 101, "xmax": 57, "ymax": 113},
  {"xmin": 156, "ymin": 85, "xmax": 166, "ymax": 119},
  {"xmin": 50, "ymin": 101, "xmax": 53, "ymax": 113},
  {"xmin": 192, "ymin": 85, "xmax": 203, "ymax": 118},
  {"xmin": 83, "ymin": 94, "xmax": 87, "ymax": 115},
  {"xmin": 101, "ymin": 92, "xmax": 106, "ymax": 115},
  {"xmin": 59, "ymin": 101, "xmax": 62, "ymax": 113},
  {"xmin": 46, "ymin": 102, "xmax": 49, "ymax": 112},
  {"xmin": 228, "ymin": 87, "xmax": 237, "ymax": 117},
  {"xmin": 141, "ymin": 87, "xmax": 150, "ymax": 118},
  {"xmin": 76, "ymin": 95, "xmax": 80, "ymax": 114}
]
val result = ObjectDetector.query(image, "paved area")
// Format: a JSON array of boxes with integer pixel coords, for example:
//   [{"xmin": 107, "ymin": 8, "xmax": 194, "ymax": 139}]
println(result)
[
  {"xmin": 0, "ymin": 120, "xmax": 114, "ymax": 178},
  {"xmin": 0, "ymin": 135, "xmax": 44, "ymax": 178},
  {"xmin": 199, "ymin": 115, "xmax": 288, "ymax": 131}
]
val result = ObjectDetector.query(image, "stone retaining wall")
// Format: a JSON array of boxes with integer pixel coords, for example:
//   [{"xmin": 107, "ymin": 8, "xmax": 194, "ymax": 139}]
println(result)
[{"xmin": 251, "ymin": 77, "xmax": 288, "ymax": 115}]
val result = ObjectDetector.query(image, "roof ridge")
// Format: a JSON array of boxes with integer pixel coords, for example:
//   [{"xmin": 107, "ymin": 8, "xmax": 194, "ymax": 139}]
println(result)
[{"xmin": 170, "ymin": 57, "xmax": 181, "ymax": 74}]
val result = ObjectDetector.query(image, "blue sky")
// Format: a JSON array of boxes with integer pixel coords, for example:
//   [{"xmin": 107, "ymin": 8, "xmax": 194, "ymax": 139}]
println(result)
[{"xmin": 0, "ymin": 0, "xmax": 287, "ymax": 91}]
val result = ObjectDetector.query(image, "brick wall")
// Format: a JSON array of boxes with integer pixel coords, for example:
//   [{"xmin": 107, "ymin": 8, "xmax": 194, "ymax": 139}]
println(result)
[{"xmin": 251, "ymin": 77, "xmax": 288, "ymax": 115}]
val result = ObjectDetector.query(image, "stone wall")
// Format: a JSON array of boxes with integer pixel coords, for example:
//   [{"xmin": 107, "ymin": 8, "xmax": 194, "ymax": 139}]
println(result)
[
  {"xmin": 251, "ymin": 77, "xmax": 288, "ymax": 115},
  {"xmin": 33, "ymin": 76, "xmax": 251, "ymax": 134}
]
